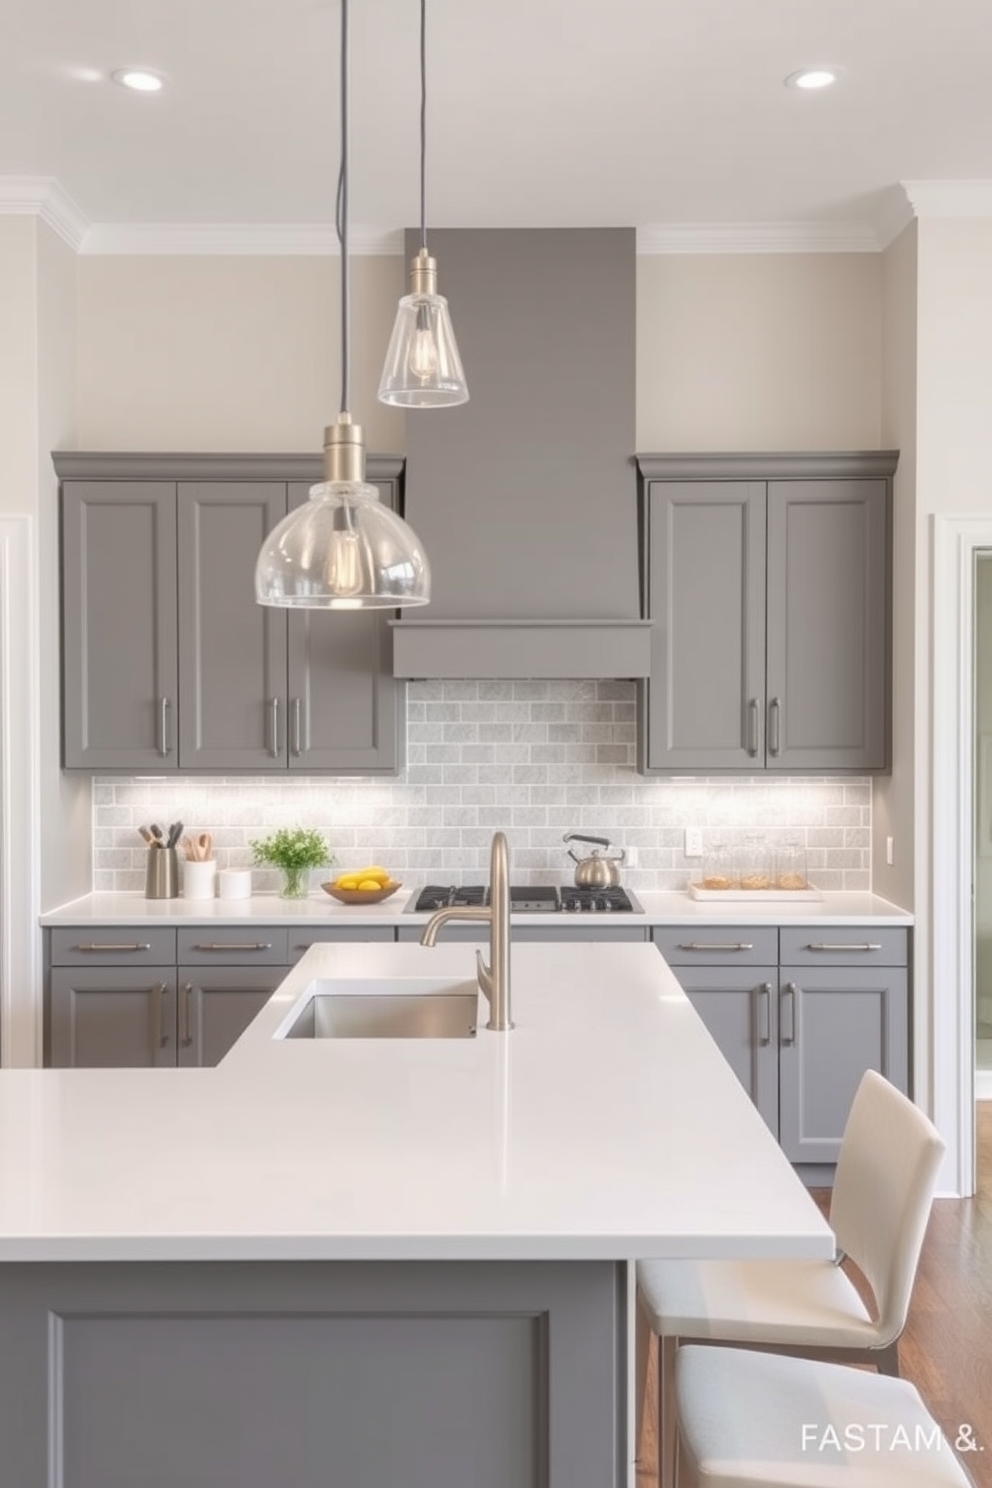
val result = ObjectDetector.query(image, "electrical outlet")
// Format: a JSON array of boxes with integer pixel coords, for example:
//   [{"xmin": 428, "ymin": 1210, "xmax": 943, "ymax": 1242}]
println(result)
[
  {"xmin": 886, "ymin": 836, "xmax": 894, "ymax": 866},
  {"xmin": 684, "ymin": 826, "xmax": 704, "ymax": 858},
  {"xmin": 625, "ymin": 844, "xmax": 639, "ymax": 868}
]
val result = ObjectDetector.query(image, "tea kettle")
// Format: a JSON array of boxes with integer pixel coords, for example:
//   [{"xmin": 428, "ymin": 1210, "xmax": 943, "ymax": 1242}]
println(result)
[{"xmin": 562, "ymin": 832, "xmax": 626, "ymax": 888}]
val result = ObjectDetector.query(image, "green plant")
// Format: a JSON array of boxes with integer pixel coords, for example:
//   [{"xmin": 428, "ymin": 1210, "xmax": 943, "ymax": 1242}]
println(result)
[{"xmin": 250, "ymin": 827, "xmax": 332, "ymax": 872}]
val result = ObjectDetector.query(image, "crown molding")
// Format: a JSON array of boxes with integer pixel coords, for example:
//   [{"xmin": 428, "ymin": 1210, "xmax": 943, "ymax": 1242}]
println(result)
[
  {"xmin": 636, "ymin": 221, "xmax": 883, "ymax": 254},
  {"xmin": 0, "ymin": 176, "xmax": 89, "ymax": 251},
  {"xmin": 902, "ymin": 180, "xmax": 992, "ymax": 219},
  {"xmin": 79, "ymin": 222, "xmax": 404, "ymax": 255}
]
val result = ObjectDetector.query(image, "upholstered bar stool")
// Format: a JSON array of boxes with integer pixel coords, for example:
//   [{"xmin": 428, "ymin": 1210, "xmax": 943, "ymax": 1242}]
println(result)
[
  {"xmin": 674, "ymin": 1345, "xmax": 975, "ymax": 1488},
  {"xmin": 637, "ymin": 1071, "xmax": 945, "ymax": 1488}
]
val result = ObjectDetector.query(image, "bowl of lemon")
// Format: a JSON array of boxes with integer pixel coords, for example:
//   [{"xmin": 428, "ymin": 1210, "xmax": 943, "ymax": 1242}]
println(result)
[{"xmin": 321, "ymin": 866, "xmax": 402, "ymax": 905}]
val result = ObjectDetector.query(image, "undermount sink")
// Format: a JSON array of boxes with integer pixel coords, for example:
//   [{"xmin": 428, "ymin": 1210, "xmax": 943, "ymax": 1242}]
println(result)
[{"xmin": 278, "ymin": 978, "xmax": 479, "ymax": 1040}]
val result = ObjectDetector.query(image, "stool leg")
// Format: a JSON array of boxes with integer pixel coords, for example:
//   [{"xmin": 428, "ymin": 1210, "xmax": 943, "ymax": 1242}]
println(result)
[
  {"xmin": 660, "ymin": 1334, "xmax": 678, "ymax": 1488},
  {"xmin": 634, "ymin": 1299, "xmax": 651, "ymax": 1463}
]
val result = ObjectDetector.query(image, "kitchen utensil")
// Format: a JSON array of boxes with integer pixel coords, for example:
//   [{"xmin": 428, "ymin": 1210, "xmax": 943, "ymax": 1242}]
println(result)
[
  {"xmin": 137, "ymin": 825, "xmax": 155, "ymax": 846},
  {"xmin": 145, "ymin": 845, "xmax": 179, "ymax": 898},
  {"xmin": 196, "ymin": 831, "xmax": 212, "ymax": 860},
  {"xmin": 562, "ymin": 832, "xmax": 625, "ymax": 888},
  {"xmin": 166, "ymin": 820, "xmax": 184, "ymax": 849},
  {"xmin": 322, "ymin": 881, "xmax": 402, "ymax": 905},
  {"xmin": 149, "ymin": 824, "xmax": 165, "ymax": 845}
]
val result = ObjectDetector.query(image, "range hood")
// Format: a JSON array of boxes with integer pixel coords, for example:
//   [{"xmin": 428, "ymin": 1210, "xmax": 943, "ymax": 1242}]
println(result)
[{"xmin": 391, "ymin": 228, "xmax": 649, "ymax": 680}]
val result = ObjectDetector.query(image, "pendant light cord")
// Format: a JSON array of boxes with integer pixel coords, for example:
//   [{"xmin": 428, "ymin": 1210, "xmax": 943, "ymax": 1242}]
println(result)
[
  {"xmin": 419, "ymin": 0, "xmax": 427, "ymax": 253},
  {"xmin": 335, "ymin": 0, "xmax": 351, "ymax": 415}
]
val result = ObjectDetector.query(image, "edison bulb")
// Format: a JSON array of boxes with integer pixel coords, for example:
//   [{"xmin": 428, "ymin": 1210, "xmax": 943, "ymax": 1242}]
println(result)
[
  {"xmin": 409, "ymin": 325, "xmax": 440, "ymax": 381},
  {"xmin": 325, "ymin": 525, "xmax": 362, "ymax": 596}
]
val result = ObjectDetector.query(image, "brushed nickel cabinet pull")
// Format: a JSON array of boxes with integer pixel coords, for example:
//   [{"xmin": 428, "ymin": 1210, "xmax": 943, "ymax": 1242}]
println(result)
[
  {"xmin": 151, "ymin": 983, "xmax": 168, "ymax": 1051},
  {"xmin": 269, "ymin": 697, "xmax": 281, "ymax": 758},
  {"xmin": 181, "ymin": 982, "xmax": 193, "ymax": 1047},
  {"xmin": 757, "ymin": 982, "xmax": 772, "ymax": 1045},
  {"xmin": 781, "ymin": 982, "xmax": 797, "ymax": 1046},
  {"xmin": 747, "ymin": 698, "xmax": 760, "ymax": 756},
  {"xmin": 292, "ymin": 697, "xmax": 304, "ymax": 757},
  {"xmin": 677, "ymin": 941, "xmax": 755, "ymax": 953},
  {"xmin": 768, "ymin": 697, "xmax": 782, "ymax": 756},
  {"xmin": 192, "ymin": 942, "xmax": 272, "ymax": 953},
  {"xmin": 806, "ymin": 942, "xmax": 882, "ymax": 953},
  {"xmin": 157, "ymin": 697, "xmax": 171, "ymax": 756},
  {"xmin": 75, "ymin": 942, "xmax": 152, "ymax": 953}
]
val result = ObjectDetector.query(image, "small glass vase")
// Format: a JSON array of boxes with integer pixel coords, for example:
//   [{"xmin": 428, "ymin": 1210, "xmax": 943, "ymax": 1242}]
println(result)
[{"xmin": 279, "ymin": 865, "xmax": 310, "ymax": 899}]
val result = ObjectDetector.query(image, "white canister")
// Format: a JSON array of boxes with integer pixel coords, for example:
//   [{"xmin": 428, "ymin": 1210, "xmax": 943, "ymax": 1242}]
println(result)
[
  {"xmin": 183, "ymin": 858, "xmax": 218, "ymax": 899},
  {"xmin": 217, "ymin": 867, "xmax": 252, "ymax": 901}
]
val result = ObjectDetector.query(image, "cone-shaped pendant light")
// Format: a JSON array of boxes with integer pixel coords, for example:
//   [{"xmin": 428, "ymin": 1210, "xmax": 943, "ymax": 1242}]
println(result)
[
  {"xmin": 378, "ymin": 0, "xmax": 468, "ymax": 408},
  {"xmin": 256, "ymin": 0, "xmax": 430, "ymax": 610}
]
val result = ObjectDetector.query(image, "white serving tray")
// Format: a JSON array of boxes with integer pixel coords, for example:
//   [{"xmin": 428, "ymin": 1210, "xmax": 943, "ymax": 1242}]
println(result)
[{"xmin": 688, "ymin": 884, "xmax": 824, "ymax": 903}]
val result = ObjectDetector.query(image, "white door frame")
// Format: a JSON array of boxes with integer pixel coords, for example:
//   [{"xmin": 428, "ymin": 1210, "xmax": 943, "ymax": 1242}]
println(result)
[
  {"xmin": 0, "ymin": 515, "xmax": 41, "ymax": 1066},
  {"xmin": 931, "ymin": 515, "xmax": 992, "ymax": 1197}
]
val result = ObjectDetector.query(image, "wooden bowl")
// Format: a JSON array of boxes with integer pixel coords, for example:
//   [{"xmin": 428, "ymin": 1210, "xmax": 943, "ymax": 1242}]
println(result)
[{"xmin": 321, "ymin": 881, "xmax": 402, "ymax": 905}]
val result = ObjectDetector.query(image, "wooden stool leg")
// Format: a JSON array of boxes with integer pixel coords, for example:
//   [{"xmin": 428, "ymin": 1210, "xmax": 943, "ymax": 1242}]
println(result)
[{"xmin": 660, "ymin": 1334, "xmax": 678, "ymax": 1488}]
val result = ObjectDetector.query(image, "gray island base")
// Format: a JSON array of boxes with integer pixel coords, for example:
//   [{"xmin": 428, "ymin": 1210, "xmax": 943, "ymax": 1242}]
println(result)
[{"xmin": 0, "ymin": 940, "xmax": 832, "ymax": 1487}]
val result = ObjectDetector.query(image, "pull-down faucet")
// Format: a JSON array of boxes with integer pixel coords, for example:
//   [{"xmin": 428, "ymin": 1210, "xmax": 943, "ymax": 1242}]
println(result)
[{"xmin": 419, "ymin": 831, "xmax": 512, "ymax": 1031}]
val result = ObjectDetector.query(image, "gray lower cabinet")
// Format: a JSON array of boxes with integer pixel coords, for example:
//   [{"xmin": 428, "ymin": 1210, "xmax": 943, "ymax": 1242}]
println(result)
[
  {"xmin": 636, "ymin": 453, "xmax": 897, "ymax": 773},
  {"xmin": 396, "ymin": 923, "xmax": 649, "ymax": 942},
  {"xmin": 56, "ymin": 454, "xmax": 406, "ymax": 775},
  {"xmin": 49, "ymin": 968, "xmax": 179, "ymax": 1068},
  {"xmin": 653, "ymin": 924, "xmax": 910, "ymax": 1170},
  {"xmin": 176, "ymin": 967, "xmax": 283, "ymax": 1067}
]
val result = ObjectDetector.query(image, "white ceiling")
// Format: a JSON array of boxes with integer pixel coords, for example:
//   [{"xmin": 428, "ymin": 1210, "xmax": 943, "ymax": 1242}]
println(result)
[{"xmin": 3, "ymin": 0, "xmax": 992, "ymax": 242}]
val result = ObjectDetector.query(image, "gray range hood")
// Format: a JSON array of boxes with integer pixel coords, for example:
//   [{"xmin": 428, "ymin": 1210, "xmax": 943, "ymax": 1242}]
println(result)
[{"xmin": 391, "ymin": 228, "xmax": 649, "ymax": 680}]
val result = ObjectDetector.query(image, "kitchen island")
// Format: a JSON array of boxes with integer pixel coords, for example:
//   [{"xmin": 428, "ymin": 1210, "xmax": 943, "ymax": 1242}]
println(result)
[{"xmin": 1, "ymin": 939, "xmax": 832, "ymax": 1487}]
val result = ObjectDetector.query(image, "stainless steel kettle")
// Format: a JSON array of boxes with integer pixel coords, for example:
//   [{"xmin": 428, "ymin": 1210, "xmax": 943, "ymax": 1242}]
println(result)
[{"xmin": 562, "ymin": 832, "xmax": 626, "ymax": 888}]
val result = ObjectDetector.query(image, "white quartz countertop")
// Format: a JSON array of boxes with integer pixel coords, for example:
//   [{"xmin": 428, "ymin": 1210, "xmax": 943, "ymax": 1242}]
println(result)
[
  {"xmin": 39, "ymin": 888, "xmax": 913, "ymax": 927},
  {"xmin": 0, "ymin": 941, "xmax": 832, "ymax": 1264}
]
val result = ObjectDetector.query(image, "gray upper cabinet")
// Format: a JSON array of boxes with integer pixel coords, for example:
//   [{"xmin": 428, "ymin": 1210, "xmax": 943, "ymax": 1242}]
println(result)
[
  {"xmin": 61, "ymin": 481, "xmax": 179, "ymax": 770},
  {"xmin": 637, "ymin": 452, "xmax": 897, "ymax": 774},
  {"xmin": 56, "ymin": 454, "xmax": 405, "ymax": 775}
]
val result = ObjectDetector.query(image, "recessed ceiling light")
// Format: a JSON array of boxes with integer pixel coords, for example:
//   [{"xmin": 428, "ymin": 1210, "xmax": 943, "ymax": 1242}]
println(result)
[
  {"xmin": 785, "ymin": 67, "xmax": 841, "ymax": 90},
  {"xmin": 111, "ymin": 68, "xmax": 166, "ymax": 93}
]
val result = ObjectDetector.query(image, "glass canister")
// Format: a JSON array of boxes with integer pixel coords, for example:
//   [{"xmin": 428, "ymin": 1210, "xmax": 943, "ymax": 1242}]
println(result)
[
  {"xmin": 776, "ymin": 838, "xmax": 809, "ymax": 891},
  {"xmin": 739, "ymin": 834, "xmax": 773, "ymax": 891},
  {"xmin": 701, "ymin": 842, "xmax": 738, "ymax": 891}
]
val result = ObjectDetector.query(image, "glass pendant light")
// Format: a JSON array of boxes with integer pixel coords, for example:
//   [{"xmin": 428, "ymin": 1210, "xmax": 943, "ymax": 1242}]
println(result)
[
  {"xmin": 255, "ymin": 0, "xmax": 431, "ymax": 611},
  {"xmin": 378, "ymin": 0, "xmax": 468, "ymax": 409}
]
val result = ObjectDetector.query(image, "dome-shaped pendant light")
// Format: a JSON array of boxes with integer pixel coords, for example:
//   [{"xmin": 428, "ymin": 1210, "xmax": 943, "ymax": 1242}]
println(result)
[
  {"xmin": 255, "ymin": 0, "xmax": 431, "ymax": 610},
  {"xmin": 378, "ymin": 0, "xmax": 468, "ymax": 409}
]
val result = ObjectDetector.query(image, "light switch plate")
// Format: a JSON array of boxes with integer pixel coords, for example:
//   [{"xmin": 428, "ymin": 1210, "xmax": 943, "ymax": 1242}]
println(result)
[{"xmin": 684, "ymin": 826, "xmax": 703, "ymax": 858}]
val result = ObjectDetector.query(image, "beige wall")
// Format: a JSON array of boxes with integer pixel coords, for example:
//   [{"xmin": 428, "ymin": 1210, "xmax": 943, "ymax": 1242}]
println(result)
[
  {"xmin": 636, "ymin": 254, "xmax": 883, "ymax": 450},
  {"xmin": 0, "ymin": 218, "xmax": 39, "ymax": 513},
  {"xmin": 874, "ymin": 222, "xmax": 918, "ymax": 914},
  {"xmin": 77, "ymin": 255, "xmax": 407, "ymax": 454}
]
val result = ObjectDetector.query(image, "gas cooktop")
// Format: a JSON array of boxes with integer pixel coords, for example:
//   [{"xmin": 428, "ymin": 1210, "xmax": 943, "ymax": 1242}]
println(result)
[{"xmin": 407, "ymin": 884, "xmax": 644, "ymax": 914}]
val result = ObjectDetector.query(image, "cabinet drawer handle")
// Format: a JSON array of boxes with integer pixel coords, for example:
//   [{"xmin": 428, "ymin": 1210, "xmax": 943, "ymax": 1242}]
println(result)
[
  {"xmin": 191, "ymin": 942, "xmax": 273, "ymax": 952},
  {"xmin": 74, "ymin": 942, "xmax": 152, "ymax": 952},
  {"xmin": 676, "ymin": 942, "xmax": 755, "ymax": 953},
  {"xmin": 269, "ymin": 697, "xmax": 281, "ymax": 758},
  {"xmin": 757, "ymin": 982, "xmax": 772, "ymax": 1046},
  {"xmin": 768, "ymin": 697, "xmax": 782, "ymax": 757},
  {"xmin": 805, "ymin": 942, "xmax": 882, "ymax": 953},
  {"xmin": 292, "ymin": 697, "xmax": 304, "ymax": 757},
  {"xmin": 781, "ymin": 981, "xmax": 797, "ymax": 1046},
  {"xmin": 747, "ymin": 698, "xmax": 760, "ymax": 757},
  {"xmin": 157, "ymin": 697, "xmax": 171, "ymax": 757},
  {"xmin": 151, "ymin": 982, "xmax": 168, "ymax": 1051},
  {"xmin": 181, "ymin": 982, "xmax": 194, "ymax": 1047}
]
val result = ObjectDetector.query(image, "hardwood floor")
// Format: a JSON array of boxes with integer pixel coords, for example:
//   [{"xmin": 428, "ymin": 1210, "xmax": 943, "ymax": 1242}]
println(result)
[{"xmin": 635, "ymin": 1101, "xmax": 992, "ymax": 1488}]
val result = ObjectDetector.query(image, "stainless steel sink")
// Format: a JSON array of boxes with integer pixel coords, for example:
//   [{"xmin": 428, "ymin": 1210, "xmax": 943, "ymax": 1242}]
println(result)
[{"xmin": 279, "ymin": 978, "xmax": 479, "ymax": 1040}]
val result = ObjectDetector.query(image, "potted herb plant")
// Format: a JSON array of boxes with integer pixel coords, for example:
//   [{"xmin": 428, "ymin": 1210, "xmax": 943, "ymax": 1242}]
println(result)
[{"xmin": 249, "ymin": 828, "xmax": 333, "ymax": 899}]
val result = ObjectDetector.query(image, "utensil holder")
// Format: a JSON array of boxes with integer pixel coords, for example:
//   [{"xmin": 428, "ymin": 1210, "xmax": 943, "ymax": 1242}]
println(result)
[
  {"xmin": 145, "ymin": 846, "xmax": 179, "ymax": 899},
  {"xmin": 182, "ymin": 858, "xmax": 217, "ymax": 899}
]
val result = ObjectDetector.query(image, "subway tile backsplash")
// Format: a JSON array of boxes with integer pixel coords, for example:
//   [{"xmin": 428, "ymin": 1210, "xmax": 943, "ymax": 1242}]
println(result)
[{"xmin": 93, "ymin": 681, "xmax": 872, "ymax": 893}]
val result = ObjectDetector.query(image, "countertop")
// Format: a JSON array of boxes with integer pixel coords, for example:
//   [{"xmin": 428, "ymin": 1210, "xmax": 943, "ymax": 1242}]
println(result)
[
  {"xmin": 39, "ymin": 888, "xmax": 913, "ymax": 928},
  {"xmin": 0, "ymin": 940, "xmax": 832, "ymax": 1264}
]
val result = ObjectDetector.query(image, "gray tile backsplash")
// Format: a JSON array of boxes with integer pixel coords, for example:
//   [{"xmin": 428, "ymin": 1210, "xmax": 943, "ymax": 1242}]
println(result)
[{"xmin": 93, "ymin": 681, "xmax": 872, "ymax": 893}]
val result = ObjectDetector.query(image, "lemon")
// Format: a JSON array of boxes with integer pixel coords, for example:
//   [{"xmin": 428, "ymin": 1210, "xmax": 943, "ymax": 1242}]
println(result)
[
  {"xmin": 357, "ymin": 878, "xmax": 383, "ymax": 891},
  {"xmin": 335, "ymin": 873, "xmax": 360, "ymax": 890},
  {"xmin": 357, "ymin": 866, "xmax": 390, "ymax": 884}
]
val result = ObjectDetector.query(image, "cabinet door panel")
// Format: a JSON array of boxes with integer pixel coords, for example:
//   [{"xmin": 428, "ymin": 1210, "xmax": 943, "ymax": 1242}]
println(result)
[
  {"xmin": 642, "ymin": 482, "xmax": 765, "ymax": 770},
  {"xmin": 50, "ymin": 969, "xmax": 177, "ymax": 1068},
  {"xmin": 777, "ymin": 967, "xmax": 908, "ymax": 1164},
  {"xmin": 177, "ymin": 482, "xmax": 288, "ymax": 769},
  {"xmin": 177, "ymin": 966, "xmax": 283, "ymax": 1067},
  {"xmin": 673, "ymin": 966, "xmax": 779, "ymax": 1135},
  {"xmin": 62, "ymin": 482, "xmax": 178, "ymax": 770},
  {"xmin": 285, "ymin": 480, "xmax": 402, "ymax": 773},
  {"xmin": 765, "ymin": 480, "xmax": 888, "ymax": 770}
]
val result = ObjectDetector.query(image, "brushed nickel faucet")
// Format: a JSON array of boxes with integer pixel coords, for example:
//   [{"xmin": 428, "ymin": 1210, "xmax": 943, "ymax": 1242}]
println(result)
[{"xmin": 419, "ymin": 831, "xmax": 512, "ymax": 1031}]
